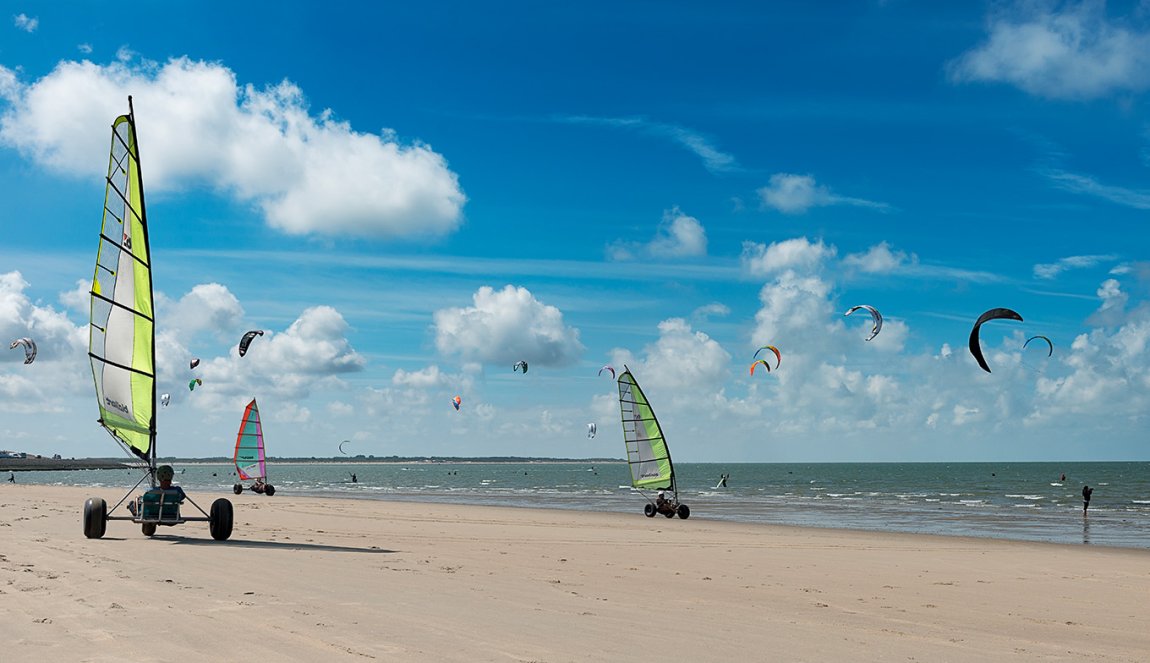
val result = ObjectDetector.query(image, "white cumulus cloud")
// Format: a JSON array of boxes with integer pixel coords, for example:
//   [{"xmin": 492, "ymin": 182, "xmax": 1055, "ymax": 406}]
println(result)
[
  {"xmin": 843, "ymin": 242, "xmax": 915, "ymax": 274},
  {"xmin": 949, "ymin": 1, "xmax": 1150, "ymax": 99},
  {"xmin": 0, "ymin": 271, "xmax": 89, "ymax": 410},
  {"xmin": 164, "ymin": 283, "xmax": 245, "ymax": 338},
  {"xmin": 392, "ymin": 365, "xmax": 450, "ymax": 388},
  {"xmin": 757, "ymin": 173, "xmax": 889, "ymax": 215},
  {"xmin": 741, "ymin": 237, "xmax": 836, "ymax": 276},
  {"xmin": 13, "ymin": 14, "xmax": 37, "ymax": 33},
  {"xmin": 433, "ymin": 285, "xmax": 584, "ymax": 367},
  {"xmin": 609, "ymin": 207, "xmax": 707, "ymax": 261},
  {"xmin": 0, "ymin": 57, "xmax": 466, "ymax": 239}
]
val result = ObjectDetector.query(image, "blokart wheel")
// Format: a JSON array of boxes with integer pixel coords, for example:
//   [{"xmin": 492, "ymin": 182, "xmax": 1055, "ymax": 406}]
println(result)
[
  {"xmin": 644, "ymin": 503, "xmax": 657, "ymax": 517},
  {"xmin": 677, "ymin": 504, "xmax": 691, "ymax": 520},
  {"xmin": 209, "ymin": 498, "xmax": 234, "ymax": 541},
  {"xmin": 264, "ymin": 484, "xmax": 275, "ymax": 496},
  {"xmin": 233, "ymin": 483, "xmax": 243, "ymax": 495},
  {"xmin": 83, "ymin": 497, "xmax": 107, "ymax": 539},
  {"xmin": 663, "ymin": 509, "xmax": 675, "ymax": 518},
  {"xmin": 142, "ymin": 522, "xmax": 157, "ymax": 537}
]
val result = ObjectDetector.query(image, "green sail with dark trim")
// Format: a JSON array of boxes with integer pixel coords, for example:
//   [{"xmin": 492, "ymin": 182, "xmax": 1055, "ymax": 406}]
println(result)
[
  {"xmin": 617, "ymin": 367, "xmax": 673, "ymax": 489},
  {"xmin": 88, "ymin": 108, "xmax": 155, "ymax": 461}
]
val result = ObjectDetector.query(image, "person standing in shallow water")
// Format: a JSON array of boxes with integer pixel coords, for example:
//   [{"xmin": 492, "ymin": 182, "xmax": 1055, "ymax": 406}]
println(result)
[{"xmin": 1082, "ymin": 485, "xmax": 1094, "ymax": 515}]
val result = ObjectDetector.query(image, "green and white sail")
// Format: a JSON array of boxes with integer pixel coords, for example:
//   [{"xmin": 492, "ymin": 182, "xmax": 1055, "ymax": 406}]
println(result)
[
  {"xmin": 88, "ymin": 101, "xmax": 156, "ymax": 461},
  {"xmin": 617, "ymin": 366, "xmax": 674, "ymax": 490}
]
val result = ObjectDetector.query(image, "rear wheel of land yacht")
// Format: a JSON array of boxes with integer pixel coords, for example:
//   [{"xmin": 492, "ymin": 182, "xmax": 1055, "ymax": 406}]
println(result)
[{"xmin": 83, "ymin": 497, "xmax": 107, "ymax": 539}]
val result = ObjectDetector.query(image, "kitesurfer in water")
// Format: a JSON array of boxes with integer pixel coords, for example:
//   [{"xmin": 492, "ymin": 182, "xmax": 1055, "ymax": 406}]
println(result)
[
  {"xmin": 1082, "ymin": 485, "xmax": 1093, "ymax": 515},
  {"xmin": 350, "ymin": 473, "xmax": 357, "ymax": 483}
]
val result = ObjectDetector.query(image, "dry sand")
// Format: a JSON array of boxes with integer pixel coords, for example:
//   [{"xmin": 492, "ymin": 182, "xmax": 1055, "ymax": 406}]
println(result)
[{"xmin": 1, "ymin": 484, "xmax": 1148, "ymax": 662}]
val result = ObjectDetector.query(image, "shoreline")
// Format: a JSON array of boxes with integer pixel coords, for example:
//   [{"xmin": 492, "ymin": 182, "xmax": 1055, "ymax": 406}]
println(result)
[
  {"xmin": 11, "ymin": 461, "xmax": 1149, "ymax": 550},
  {"xmin": 2, "ymin": 485, "xmax": 1149, "ymax": 661}
]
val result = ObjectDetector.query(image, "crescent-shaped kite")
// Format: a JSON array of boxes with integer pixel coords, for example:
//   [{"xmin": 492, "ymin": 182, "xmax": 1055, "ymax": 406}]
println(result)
[
  {"xmin": 9, "ymin": 337, "xmax": 36, "ymax": 364},
  {"xmin": 1023, "ymin": 335, "xmax": 1053, "ymax": 357},
  {"xmin": 238, "ymin": 330, "xmax": 264, "ymax": 357},
  {"xmin": 844, "ymin": 305, "xmax": 883, "ymax": 341},
  {"xmin": 968, "ymin": 307, "xmax": 1023, "ymax": 373},
  {"xmin": 753, "ymin": 345, "xmax": 781, "ymax": 370}
]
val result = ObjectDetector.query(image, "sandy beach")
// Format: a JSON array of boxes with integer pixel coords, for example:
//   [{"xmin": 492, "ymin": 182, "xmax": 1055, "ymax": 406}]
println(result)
[{"xmin": 1, "ymin": 485, "xmax": 1148, "ymax": 662}]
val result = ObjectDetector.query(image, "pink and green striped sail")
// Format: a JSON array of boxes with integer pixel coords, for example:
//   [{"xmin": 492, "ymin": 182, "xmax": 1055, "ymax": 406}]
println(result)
[
  {"xmin": 234, "ymin": 399, "xmax": 267, "ymax": 481},
  {"xmin": 88, "ymin": 104, "xmax": 156, "ymax": 461},
  {"xmin": 616, "ymin": 366, "xmax": 674, "ymax": 490}
]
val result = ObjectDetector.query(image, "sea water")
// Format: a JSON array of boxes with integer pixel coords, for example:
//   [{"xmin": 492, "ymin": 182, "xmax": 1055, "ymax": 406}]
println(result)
[{"xmin": 16, "ymin": 461, "xmax": 1150, "ymax": 549}]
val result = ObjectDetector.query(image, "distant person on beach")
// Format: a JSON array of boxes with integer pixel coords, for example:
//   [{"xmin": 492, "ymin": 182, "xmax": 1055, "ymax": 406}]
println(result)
[
  {"xmin": 7, "ymin": 471, "xmax": 13, "ymax": 483},
  {"xmin": 1082, "ymin": 485, "xmax": 1093, "ymax": 515}
]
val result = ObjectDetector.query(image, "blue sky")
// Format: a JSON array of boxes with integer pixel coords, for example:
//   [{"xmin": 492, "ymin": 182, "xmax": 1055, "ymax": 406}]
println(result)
[{"xmin": 2, "ymin": 1, "xmax": 1149, "ymax": 462}]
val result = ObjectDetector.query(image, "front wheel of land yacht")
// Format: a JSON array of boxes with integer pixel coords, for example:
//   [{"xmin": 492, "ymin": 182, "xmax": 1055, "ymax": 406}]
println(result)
[
  {"xmin": 264, "ymin": 484, "xmax": 275, "ymax": 496},
  {"xmin": 142, "ymin": 522, "xmax": 157, "ymax": 537},
  {"xmin": 83, "ymin": 497, "xmax": 107, "ymax": 539},
  {"xmin": 677, "ymin": 504, "xmax": 690, "ymax": 519},
  {"xmin": 233, "ymin": 483, "xmax": 243, "ymax": 495},
  {"xmin": 209, "ymin": 498, "xmax": 234, "ymax": 541},
  {"xmin": 644, "ymin": 503, "xmax": 656, "ymax": 517}
]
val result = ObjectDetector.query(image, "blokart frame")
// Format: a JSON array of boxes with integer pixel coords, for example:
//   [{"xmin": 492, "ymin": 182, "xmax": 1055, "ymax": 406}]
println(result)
[
  {"xmin": 83, "ymin": 460, "xmax": 234, "ymax": 541},
  {"xmin": 233, "ymin": 476, "xmax": 275, "ymax": 496},
  {"xmin": 640, "ymin": 478, "xmax": 690, "ymax": 520}
]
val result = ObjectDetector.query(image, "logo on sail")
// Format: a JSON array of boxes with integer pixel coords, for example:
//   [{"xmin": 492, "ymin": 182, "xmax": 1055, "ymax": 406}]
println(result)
[{"xmin": 104, "ymin": 395, "xmax": 130, "ymax": 417}]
